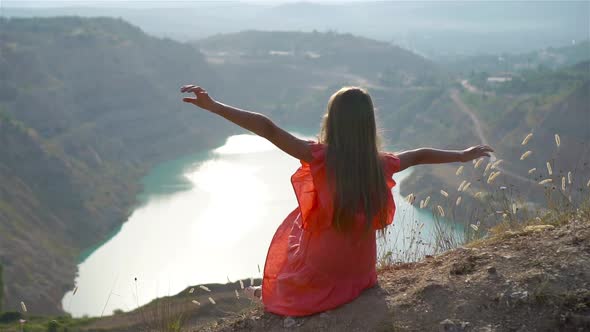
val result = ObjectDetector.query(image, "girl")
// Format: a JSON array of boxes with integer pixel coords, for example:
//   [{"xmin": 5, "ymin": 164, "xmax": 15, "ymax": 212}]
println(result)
[{"xmin": 181, "ymin": 85, "xmax": 493, "ymax": 316}]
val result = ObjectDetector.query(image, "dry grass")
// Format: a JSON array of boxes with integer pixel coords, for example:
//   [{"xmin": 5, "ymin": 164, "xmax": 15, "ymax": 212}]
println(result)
[{"xmin": 378, "ymin": 129, "xmax": 590, "ymax": 268}]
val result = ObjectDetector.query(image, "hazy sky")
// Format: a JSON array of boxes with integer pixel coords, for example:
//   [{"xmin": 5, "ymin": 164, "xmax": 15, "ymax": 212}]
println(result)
[{"xmin": 3, "ymin": 0, "xmax": 368, "ymax": 6}]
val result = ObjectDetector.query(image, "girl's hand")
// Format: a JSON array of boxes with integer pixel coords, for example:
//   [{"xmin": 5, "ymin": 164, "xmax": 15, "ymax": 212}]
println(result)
[
  {"xmin": 461, "ymin": 145, "xmax": 494, "ymax": 162},
  {"xmin": 180, "ymin": 85, "xmax": 218, "ymax": 111}
]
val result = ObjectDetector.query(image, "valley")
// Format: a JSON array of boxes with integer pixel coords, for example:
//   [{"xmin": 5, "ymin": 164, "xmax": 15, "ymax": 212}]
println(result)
[{"xmin": 0, "ymin": 16, "xmax": 588, "ymax": 318}]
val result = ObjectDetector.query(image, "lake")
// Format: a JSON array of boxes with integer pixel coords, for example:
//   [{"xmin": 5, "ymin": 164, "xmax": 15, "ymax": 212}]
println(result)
[{"xmin": 62, "ymin": 134, "xmax": 461, "ymax": 317}]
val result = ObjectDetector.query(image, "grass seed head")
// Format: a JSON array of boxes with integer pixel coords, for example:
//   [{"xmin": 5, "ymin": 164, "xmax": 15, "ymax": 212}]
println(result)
[
  {"xmin": 528, "ymin": 168, "xmax": 537, "ymax": 174},
  {"xmin": 546, "ymin": 162, "xmax": 553, "ymax": 175},
  {"xmin": 437, "ymin": 205, "xmax": 445, "ymax": 217},
  {"xmin": 512, "ymin": 203, "xmax": 517, "ymax": 214},
  {"xmin": 458, "ymin": 180, "xmax": 467, "ymax": 192},
  {"xmin": 520, "ymin": 151, "xmax": 532, "ymax": 160},
  {"xmin": 192, "ymin": 300, "xmax": 200, "ymax": 306},
  {"xmin": 208, "ymin": 297, "xmax": 216, "ymax": 305},
  {"xmin": 474, "ymin": 158, "xmax": 484, "ymax": 169},
  {"xmin": 554, "ymin": 134, "xmax": 561, "ymax": 147},
  {"xmin": 463, "ymin": 182, "xmax": 471, "ymax": 191},
  {"xmin": 456, "ymin": 196, "xmax": 462, "ymax": 206},
  {"xmin": 522, "ymin": 133, "xmax": 533, "ymax": 145},
  {"xmin": 199, "ymin": 285, "xmax": 211, "ymax": 292},
  {"xmin": 491, "ymin": 159, "xmax": 503, "ymax": 169},
  {"xmin": 20, "ymin": 301, "xmax": 27, "ymax": 313},
  {"xmin": 484, "ymin": 162, "xmax": 492, "ymax": 175},
  {"xmin": 568, "ymin": 171, "xmax": 572, "ymax": 184},
  {"xmin": 539, "ymin": 179, "xmax": 553, "ymax": 185},
  {"xmin": 456, "ymin": 165, "xmax": 464, "ymax": 176},
  {"xmin": 440, "ymin": 190, "xmax": 449, "ymax": 197},
  {"xmin": 487, "ymin": 171, "xmax": 501, "ymax": 184}
]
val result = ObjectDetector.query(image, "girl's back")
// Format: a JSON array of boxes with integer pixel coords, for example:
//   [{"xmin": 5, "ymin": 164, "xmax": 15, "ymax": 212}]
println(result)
[{"xmin": 263, "ymin": 142, "xmax": 400, "ymax": 316}]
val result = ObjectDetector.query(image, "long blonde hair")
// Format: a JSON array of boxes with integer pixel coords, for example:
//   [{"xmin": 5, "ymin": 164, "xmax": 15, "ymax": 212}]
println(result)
[{"xmin": 320, "ymin": 87, "xmax": 389, "ymax": 231}]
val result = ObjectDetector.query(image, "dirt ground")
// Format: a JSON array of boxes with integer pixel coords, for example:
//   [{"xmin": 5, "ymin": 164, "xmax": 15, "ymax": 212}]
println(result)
[{"xmin": 201, "ymin": 218, "xmax": 590, "ymax": 332}]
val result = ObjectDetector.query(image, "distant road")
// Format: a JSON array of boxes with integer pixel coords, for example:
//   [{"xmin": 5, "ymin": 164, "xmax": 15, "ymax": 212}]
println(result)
[
  {"xmin": 460, "ymin": 79, "xmax": 494, "ymax": 97},
  {"xmin": 451, "ymin": 85, "xmax": 536, "ymax": 185},
  {"xmin": 460, "ymin": 80, "xmax": 480, "ymax": 94},
  {"xmin": 450, "ymin": 89, "xmax": 491, "ymax": 148}
]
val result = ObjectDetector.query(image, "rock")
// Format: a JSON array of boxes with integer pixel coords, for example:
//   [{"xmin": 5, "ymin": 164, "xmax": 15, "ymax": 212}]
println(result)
[
  {"xmin": 524, "ymin": 225, "xmax": 555, "ymax": 233},
  {"xmin": 439, "ymin": 319, "xmax": 455, "ymax": 332},
  {"xmin": 450, "ymin": 256, "xmax": 477, "ymax": 275},
  {"xmin": 493, "ymin": 292, "xmax": 503, "ymax": 302},
  {"xmin": 283, "ymin": 317, "xmax": 296, "ymax": 329},
  {"xmin": 510, "ymin": 290, "xmax": 529, "ymax": 300},
  {"xmin": 487, "ymin": 266, "xmax": 497, "ymax": 274},
  {"xmin": 477, "ymin": 325, "xmax": 495, "ymax": 332},
  {"xmin": 439, "ymin": 319, "xmax": 471, "ymax": 332},
  {"xmin": 475, "ymin": 252, "xmax": 492, "ymax": 259}
]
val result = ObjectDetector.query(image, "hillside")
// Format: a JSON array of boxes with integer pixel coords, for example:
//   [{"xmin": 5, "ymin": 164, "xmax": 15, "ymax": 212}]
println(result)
[
  {"xmin": 0, "ymin": 17, "xmax": 227, "ymax": 314},
  {"xmin": 398, "ymin": 61, "xmax": 590, "ymax": 234},
  {"xmin": 457, "ymin": 62, "xmax": 590, "ymax": 198},
  {"xmin": 196, "ymin": 30, "xmax": 439, "ymax": 82},
  {"xmin": 5, "ymin": 213, "xmax": 586, "ymax": 331}
]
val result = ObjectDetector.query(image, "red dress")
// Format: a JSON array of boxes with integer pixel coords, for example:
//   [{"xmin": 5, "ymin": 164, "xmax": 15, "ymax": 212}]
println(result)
[{"xmin": 262, "ymin": 142, "xmax": 401, "ymax": 316}]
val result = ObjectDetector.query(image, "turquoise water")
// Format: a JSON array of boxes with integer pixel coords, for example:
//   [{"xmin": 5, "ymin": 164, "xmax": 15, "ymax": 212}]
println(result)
[{"xmin": 62, "ymin": 133, "xmax": 462, "ymax": 317}]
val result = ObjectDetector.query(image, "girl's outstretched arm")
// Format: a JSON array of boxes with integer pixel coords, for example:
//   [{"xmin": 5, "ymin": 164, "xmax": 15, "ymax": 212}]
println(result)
[
  {"xmin": 397, "ymin": 145, "xmax": 494, "ymax": 171},
  {"xmin": 181, "ymin": 85, "xmax": 313, "ymax": 162}
]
